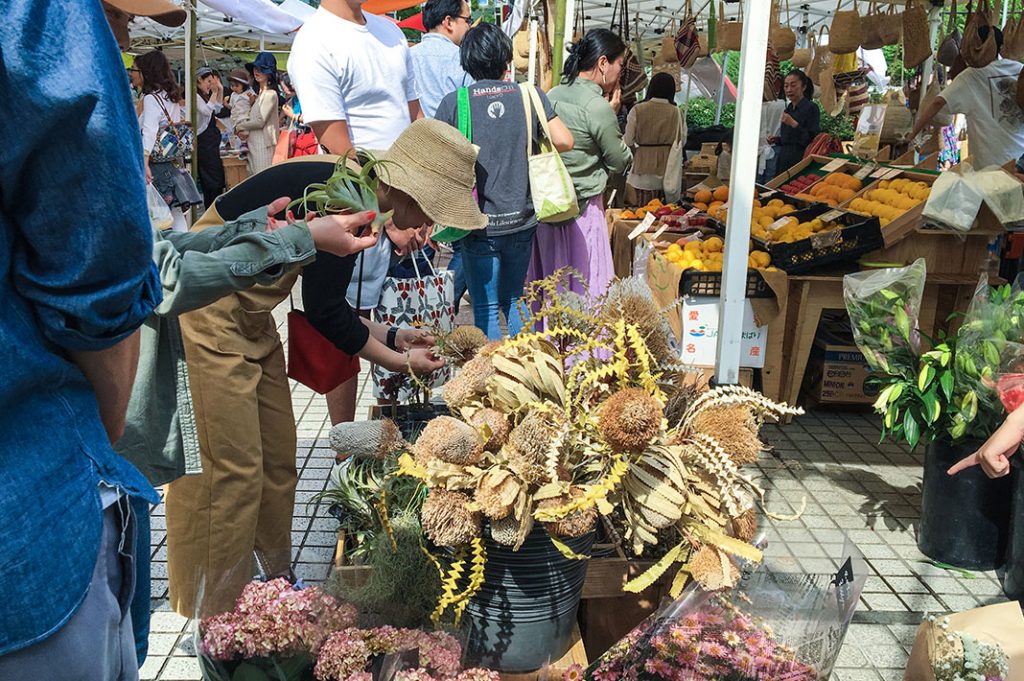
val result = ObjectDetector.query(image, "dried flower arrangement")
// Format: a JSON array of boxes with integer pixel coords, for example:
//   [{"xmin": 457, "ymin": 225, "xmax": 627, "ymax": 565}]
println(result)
[
  {"xmin": 392, "ymin": 271, "xmax": 802, "ymax": 623},
  {"xmin": 924, "ymin": 615, "xmax": 1009, "ymax": 681}
]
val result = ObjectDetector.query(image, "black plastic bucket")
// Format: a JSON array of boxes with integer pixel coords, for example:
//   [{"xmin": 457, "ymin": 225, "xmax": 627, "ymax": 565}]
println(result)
[
  {"xmin": 919, "ymin": 439, "xmax": 1012, "ymax": 570},
  {"xmin": 1003, "ymin": 458, "xmax": 1024, "ymax": 600},
  {"xmin": 461, "ymin": 524, "xmax": 594, "ymax": 672}
]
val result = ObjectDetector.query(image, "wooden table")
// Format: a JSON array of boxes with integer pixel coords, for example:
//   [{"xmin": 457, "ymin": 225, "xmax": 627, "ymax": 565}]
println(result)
[{"xmin": 761, "ymin": 272, "xmax": 981, "ymax": 409}]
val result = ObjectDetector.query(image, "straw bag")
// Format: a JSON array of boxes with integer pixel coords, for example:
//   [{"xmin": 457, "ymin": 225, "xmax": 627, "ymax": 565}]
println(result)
[
  {"xmin": 860, "ymin": 0, "xmax": 885, "ymax": 50},
  {"xmin": 846, "ymin": 81, "xmax": 870, "ymax": 115},
  {"xmin": 880, "ymin": 90, "xmax": 914, "ymax": 143},
  {"xmin": 513, "ymin": 28, "xmax": 530, "ymax": 73},
  {"xmin": 820, "ymin": 65, "xmax": 839, "ymax": 114},
  {"xmin": 1003, "ymin": 9, "xmax": 1024, "ymax": 60},
  {"xmin": 902, "ymin": 0, "xmax": 931, "ymax": 68},
  {"xmin": 962, "ymin": 0, "xmax": 999, "ymax": 68},
  {"xmin": 878, "ymin": 2, "xmax": 903, "ymax": 45},
  {"xmin": 936, "ymin": 0, "xmax": 963, "ymax": 65},
  {"xmin": 717, "ymin": 0, "xmax": 743, "ymax": 51},
  {"xmin": 652, "ymin": 36, "xmax": 682, "ymax": 91},
  {"xmin": 919, "ymin": 77, "xmax": 954, "ymax": 128},
  {"xmin": 791, "ymin": 30, "xmax": 813, "ymax": 68},
  {"xmin": 770, "ymin": 0, "xmax": 796, "ymax": 60},
  {"xmin": 675, "ymin": 0, "xmax": 702, "ymax": 67},
  {"xmin": 698, "ymin": 32, "xmax": 710, "ymax": 57},
  {"xmin": 808, "ymin": 27, "xmax": 833, "ymax": 85},
  {"xmin": 828, "ymin": 0, "xmax": 863, "ymax": 53},
  {"xmin": 520, "ymin": 84, "xmax": 579, "ymax": 222}
]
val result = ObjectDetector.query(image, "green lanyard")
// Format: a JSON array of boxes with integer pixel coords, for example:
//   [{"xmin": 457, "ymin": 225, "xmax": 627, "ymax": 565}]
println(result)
[{"xmin": 433, "ymin": 87, "xmax": 474, "ymax": 244}]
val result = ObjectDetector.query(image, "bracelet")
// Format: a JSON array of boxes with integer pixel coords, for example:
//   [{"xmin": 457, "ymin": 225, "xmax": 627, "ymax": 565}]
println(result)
[{"xmin": 386, "ymin": 326, "xmax": 399, "ymax": 351}]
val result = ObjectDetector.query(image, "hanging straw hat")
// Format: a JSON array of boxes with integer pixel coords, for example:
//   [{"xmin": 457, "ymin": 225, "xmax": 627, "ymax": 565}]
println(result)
[{"xmin": 377, "ymin": 119, "xmax": 488, "ymax": 231}]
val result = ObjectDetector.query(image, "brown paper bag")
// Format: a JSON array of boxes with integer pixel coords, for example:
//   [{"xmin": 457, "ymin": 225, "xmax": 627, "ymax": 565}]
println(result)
[
  {"xmin": 904, "ymin": 601, "xmax": 1024, "ymax": 681},
  {"xmin": 829, "ymin": 0, "xmax": 863, "ymax": 53}
]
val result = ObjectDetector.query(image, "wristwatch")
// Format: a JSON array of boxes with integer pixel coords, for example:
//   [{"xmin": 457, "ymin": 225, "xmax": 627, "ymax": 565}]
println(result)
[{"xmin": 386, "ymin": 326, "xmax": 400, "ymax": 351}]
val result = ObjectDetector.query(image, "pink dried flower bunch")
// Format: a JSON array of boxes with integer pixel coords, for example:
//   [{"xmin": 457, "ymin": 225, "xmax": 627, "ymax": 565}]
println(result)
[
  {"xmin": 200, "ymin": 578, "xmax": 358, "ymax": 660},
  {"xmin": 314, "ymin": 626, "xmax": 497, "ymax": 681},
  {"xmin": 575, "ymin": 603, "xmax": 818, "ymax": 681}
]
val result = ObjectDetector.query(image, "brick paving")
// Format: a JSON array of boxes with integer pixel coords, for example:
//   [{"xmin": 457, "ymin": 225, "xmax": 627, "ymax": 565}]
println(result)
[{"xmin": 140, "ymin": 296, "xmax": 1012, "ymax": 681}]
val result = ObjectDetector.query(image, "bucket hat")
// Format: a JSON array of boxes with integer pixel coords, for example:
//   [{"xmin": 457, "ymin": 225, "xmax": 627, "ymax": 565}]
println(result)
[
  {"xmin": 377, "ymin": 119, "xmax": 487, "ymax": 231},
  {"xmin": 246, "ymin": 52, "xmax": 278, "ymax": 77}
]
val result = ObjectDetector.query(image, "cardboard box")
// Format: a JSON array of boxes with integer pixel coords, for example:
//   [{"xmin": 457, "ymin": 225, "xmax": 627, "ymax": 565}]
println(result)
[
  {"xmin": 678, "ymin": 366, "xmax": 755, "ymax": 389},
  {"xmin": 804, "ymin": 341, "xmax": 878, "ymax": 404},
  {"xmin": 678, "ymin": 296, "xmax": 768, "ymax": 369}
]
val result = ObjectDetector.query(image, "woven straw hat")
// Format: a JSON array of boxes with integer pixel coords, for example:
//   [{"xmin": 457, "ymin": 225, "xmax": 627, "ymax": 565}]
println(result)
[{"xmin": 378, "ymin": 119, "xmax": 487, "ymax": 231}]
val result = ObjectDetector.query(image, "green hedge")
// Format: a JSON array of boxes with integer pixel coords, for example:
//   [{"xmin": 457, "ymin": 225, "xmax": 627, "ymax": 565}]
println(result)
[{"xmin": 681, "ymin": 97, "xmax": 855, "ymax": 141}]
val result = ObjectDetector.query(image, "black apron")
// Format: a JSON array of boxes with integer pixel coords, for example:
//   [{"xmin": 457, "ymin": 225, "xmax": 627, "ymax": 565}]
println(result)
[{"xmin": 196, "ymin": 118, "xmax": 225, "ymax": 209}]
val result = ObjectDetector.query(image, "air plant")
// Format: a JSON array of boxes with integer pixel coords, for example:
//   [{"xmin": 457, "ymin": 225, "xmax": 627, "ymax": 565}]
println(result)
[{"xmin": 288, "ymin": 153, "xmax": 393, "ymax": 233}]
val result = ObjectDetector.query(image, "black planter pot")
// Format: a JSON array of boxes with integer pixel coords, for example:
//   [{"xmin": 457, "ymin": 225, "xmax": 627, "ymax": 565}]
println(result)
[
  {"xmin": 919, "ymin": 439, "xmax": 1013, "ymax": 571},
  {"xmin": 1003, "ymin": 458, "xmax": 1024, "ymax": 600},
  {"xmin": 461, "ymin": 525, "xmax": 594, "ymax": 673},
  {"xmin": 372, "ymin": 403, "xmax": 450, "ymax": 441}
]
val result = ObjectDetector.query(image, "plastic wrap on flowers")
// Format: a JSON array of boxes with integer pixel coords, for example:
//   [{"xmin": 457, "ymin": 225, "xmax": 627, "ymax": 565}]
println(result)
[
  {"xmin": 843, "ymin": 259, "xmax": 927, "ymax": 375},
  {"xmin": 577, "ymin": 541, "xmax": 867, "ymax": 681}
]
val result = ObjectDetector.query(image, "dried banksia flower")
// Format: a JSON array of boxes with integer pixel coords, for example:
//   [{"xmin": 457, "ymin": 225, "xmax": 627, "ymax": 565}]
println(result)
[
  {"xmin": 598, "ymin": 388, "xmax": 662, "ymax": 452},
  {"xmin": 545, "ymin": 290, "xmax": 595, "ymax": 335},
  {"xmin": 689, "ymin": 405, "xmax": 762, "ymax": 465},
  {"xmin": 469, "ymin": 408, "xmax": 510, "ymax": 452},
  {"xmin": 442, "ymin": 353, "xmax": 495, "ymax": 410},
  {"xmin": 539, "ymin": 487, "xmax": 597, "ymax": 538},
  {"xmin": 601, "ymin": 279, "xmax": 675, "ymax": 363},
  {"xmin": 420, "ymin": 489, "xmax": 481, "ymax": 547},
  {"xmin": 441, "ymin": 326, "xmax": 489, "ymax": 364},
  {"xmin": 329, "ymin": 419, "xmax": 405, "ymax": 462},
  {"xmin": 489, "ymin": 513, "xmax": 533, "ymax": 549},
  {"xmin": 474, "ymin": 469, "xmax": 521, "ymax": 520},
  {"xmin": 688, "ymin": 545, "xmax": 740, "ymax": 591},
  {"xmin": 733, "ymin": 508, "xmax": 758, "ymax": 543},
  {"xmin": 413, "ymin": 416, "xmax": 483, "ymax": 466},
  {"xmin": 506, "ymin": 411, "xmax": 560, "ymax": 485}
]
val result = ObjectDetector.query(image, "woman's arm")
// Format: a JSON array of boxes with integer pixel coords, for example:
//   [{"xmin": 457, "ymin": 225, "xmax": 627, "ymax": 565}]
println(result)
[
  {"xmin": 590, "ymin": 98, "xmax": 633, "ymax": 176},
  {"xmin": 549, "ymin": 116, "xmax": 575, "ymax": 153},
  {"xmin": 622, "ymin": 106, "xmax": 639, "ymax": 147},
  {"xmin": 236, "ymin": 90, "xmax": 275, "ymax": 131}
]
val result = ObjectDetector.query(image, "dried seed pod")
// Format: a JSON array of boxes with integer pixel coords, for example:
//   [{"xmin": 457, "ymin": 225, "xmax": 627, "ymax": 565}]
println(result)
[
  {"xmin": 598, "ymin": 388, "xmax": 662, "ymax": 452},
  {"xmin": 732, "ymin": 508, "xmax": 759, "ymax": 543},
  {"xmin": 538, "ymin": 487, "xmax": 597, "ymax": 538},
  {"xmin": 468, "ymin": 408, "xmax": 510, "ymax": 452},
  {"xmin": 506, "ymin": 411, "xmax": 560, "ymax": 485},
  {"xmin": 689, "ymin": 405, "xmax": 762, "ymax": 465},
  {"xmin": 412, "ymin": 416, "xmax": 484, "ymax": 467},
  {"xmin": 442, "ymin": 352, "xmax": 495, "ymax": 410},
  {"xmin": 601, "ymin": 279, "xmax": 675, "ymax": 364},
  {"xmin": 329, "ymin": 419, "xmax": 406, "ymax": 461},
  {"xmin": 442, "ymin": 326, "xmax": 489, "ymax": 364},
  {"xmin": 474, "ymin": 469, "xmax": 521, "ymax": 520},
  {"xmin": 489, "ymin": 514, "xmax": 533, "ymax": 548},
  {"xmin": 420, "ymin": 489, "xmax": 481, "ymax": 547},
  {"xmin": 687, "ymin": 545, "xmax": 740, "ymax": 591}
]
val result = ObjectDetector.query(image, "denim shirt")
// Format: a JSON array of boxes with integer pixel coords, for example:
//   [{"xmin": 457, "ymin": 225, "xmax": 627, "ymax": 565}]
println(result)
[
  {"xmin": 116, "ymin": 210, "xmax": 316, "ymax": 486},
  {"xmin": 0, "ymin": 2, "xmax": 163, "ymax": 654},
  {"xmin": 409, "ymin": 33, "xmax": 473, "ymax": 118}
]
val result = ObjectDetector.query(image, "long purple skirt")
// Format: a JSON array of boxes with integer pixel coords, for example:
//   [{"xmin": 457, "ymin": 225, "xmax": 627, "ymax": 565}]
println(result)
[{"xmin": 525, "ymin": 196, "xmax": 613, "ymax": 300}]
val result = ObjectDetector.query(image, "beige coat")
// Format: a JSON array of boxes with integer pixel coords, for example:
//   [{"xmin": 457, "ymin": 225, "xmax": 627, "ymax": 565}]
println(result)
[
  {"xmin": 623, "ymin": 100, "xmax": 684, "ymax": 178},
  {"xmin": 237, "ymin": 88, "xmax": 279, "ymax": 174}
]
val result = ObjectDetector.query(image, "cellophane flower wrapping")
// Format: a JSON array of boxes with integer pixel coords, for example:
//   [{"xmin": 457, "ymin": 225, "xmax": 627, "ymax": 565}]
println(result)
[
  {"xmin": 843, "ymin": 259, "xmax": 927, "ymax": 374},
  {"xmin": 582, "ymin": 541, "xmax": 867, "ymax": 681}
]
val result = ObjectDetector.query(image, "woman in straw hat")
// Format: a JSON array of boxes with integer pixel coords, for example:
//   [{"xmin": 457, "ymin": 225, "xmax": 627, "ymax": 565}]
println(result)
[{"xmin": 166, "ymin": 119, "xmax": 486, "ymax": 617}]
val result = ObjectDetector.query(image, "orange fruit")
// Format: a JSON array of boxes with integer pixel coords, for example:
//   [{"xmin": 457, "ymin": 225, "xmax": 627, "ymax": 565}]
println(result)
[
  {"xmin": 694, "ymin": 189, "xmax": 713, "ymax": 204},
  {"xmin": 713, "ymin": 185, "xmax": 730, "ymax": 202}
]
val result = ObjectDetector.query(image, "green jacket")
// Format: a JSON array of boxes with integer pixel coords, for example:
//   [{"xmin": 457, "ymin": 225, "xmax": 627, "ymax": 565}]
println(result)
[
  {"xmin": 547, "ymin": 78, "xmax": 633, "ymax": 202},
  {"xmin": 114, "ymin": 208, "xmax": 315, "ymax": 486}
]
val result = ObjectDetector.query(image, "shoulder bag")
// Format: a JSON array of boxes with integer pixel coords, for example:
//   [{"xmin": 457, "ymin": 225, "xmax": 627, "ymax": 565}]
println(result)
[
  {"xmin": 519, "ymin": 84, "xmax": 579, "ymax": 223},
  {"xmin": 150, "ymin": 96, "xmax": 195, "ymax": 165},
  {"xmin": 936, "ymin": 0, "xmax": 963, "ymax": 66},
  {"xmin": 962, "ymin": 0, "xmax": 999, "ymax": 68},
  {"xmin": 663, "ymin": 109, "xmax": 685, "ymax": 203}
]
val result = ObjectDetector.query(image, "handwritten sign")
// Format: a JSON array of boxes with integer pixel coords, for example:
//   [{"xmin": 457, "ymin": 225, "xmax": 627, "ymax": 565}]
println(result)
[
  {"xmin": 629, "ymin": 213, "xmax": 657, "ymax": 240},
  {"xmin": 820, "ymin": 158, "xmax": 847, "ymax": 173}
]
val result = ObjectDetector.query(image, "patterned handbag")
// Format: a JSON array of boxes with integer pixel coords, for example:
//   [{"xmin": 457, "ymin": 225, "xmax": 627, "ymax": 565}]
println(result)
[
  {"xmin": 845, "ymin": 81, "xmax": 870, "ymax": 115},
  {"xmin": 764, "ymin": 42, "xmax": 783, "ymax": 101},
  {"xmin": 674, "ymin": 0, "xmax": 701, "ymax": 68},
  {"xmin": 371, "ymin": 256, "xmax": 455, "ymax": 401},
  {"xmin": 150, "ymin": 96, "xmax": 195, "ymax": 165},
  {"xmin": 620, "ymin": 48, "xmax": 648, "ymax": 97}
]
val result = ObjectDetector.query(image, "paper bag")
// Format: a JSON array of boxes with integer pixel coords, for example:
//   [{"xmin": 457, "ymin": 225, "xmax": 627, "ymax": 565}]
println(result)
[{"xmin": 904, "ymin": 601, "xmax": 1024, "ymax": 681}]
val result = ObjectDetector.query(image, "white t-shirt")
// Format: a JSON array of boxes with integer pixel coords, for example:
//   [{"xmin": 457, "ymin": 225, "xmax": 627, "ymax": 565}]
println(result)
[
  {"xmin": 941, "ymin": 59, "xmax": 1024, "ymax": 168},
  {"xmin": 287, "ymin": 7, "xmax": 418, "ymax": 149}
]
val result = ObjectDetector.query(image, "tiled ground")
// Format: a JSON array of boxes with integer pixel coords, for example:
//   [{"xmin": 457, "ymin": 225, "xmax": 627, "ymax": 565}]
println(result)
[{"xmin": 140, "ymin": 297, "xmax": 1014, "ymax": 681}]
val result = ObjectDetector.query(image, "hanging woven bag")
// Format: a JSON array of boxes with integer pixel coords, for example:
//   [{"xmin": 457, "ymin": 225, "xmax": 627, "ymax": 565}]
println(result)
[
  {"xmin": 878, "ymin": 2, "xmax": 903, "ymax": 45},
  {"xmin": 1002, "ymin": 7, "xmax": 1024, "ymax": 60},
  {"xmin": 770, "ymin": 0, "xmax": 797, "ymax": 60},
  {"xmin": 717, "ymin": 0, "xmax": 744, "ymax": 51},
  {"xmin": 962, "ymin": 0, "xmax": 999, "ymax": 68},
  {"xmin": 828, "ymin": 0, "xmax": 863, "ymax": 53},
  {"xmin": 936, "ymin": 0, "xmax": 963, "ymax": 66},
  {"xmin": 860, "ymin": 0, "xmax": 886, "ymax": 50}
]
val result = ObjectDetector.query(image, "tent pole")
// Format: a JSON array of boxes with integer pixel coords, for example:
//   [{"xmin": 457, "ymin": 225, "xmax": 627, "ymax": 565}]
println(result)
[
  {"xmin": 715, "ymin": 0, "xmax": 769, "ymax": 385},
  {"xmin": 551, "ymin": 0, "xmax": 567, "ymax": 84},
  {"xmin": 528, "ymin": 14, "xmax": 539, "ymax": 85},
  {"xmin": 186, "ymin": 1, "xmax": 198, "ymax": 189},
  {"xmin": 714, "ymin": 51, "xmax": 728, "ymax": 125}
]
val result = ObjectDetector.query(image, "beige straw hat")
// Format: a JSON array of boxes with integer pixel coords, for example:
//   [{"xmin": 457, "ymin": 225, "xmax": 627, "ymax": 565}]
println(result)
[{"xmin": 378, "ymin": 119, "xmax": 488, "ymax": 231}]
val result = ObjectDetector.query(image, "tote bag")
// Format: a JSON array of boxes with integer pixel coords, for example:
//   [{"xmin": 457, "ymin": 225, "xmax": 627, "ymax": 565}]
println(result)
[
  {"xmin": 675, "ymin": 0, "xmax": 702, "ymax": 68},
  {"xmin": 860, "ymin": 0, "xmax": 886, "ymax": 50},
  {"xmin": 717, "ymin": 0, "xmax": 744, "ymax": 51},
  {"xmin": 903, "ymin": 0, "xmax": 932, "ymax": 68},
  {"xmin": 937, "ymin": 0, "xmax": 963, "ymax": 65},
  {"xmin": 829, "ymin": 0, "xmax": 863, "ymax": 53},
  {"xmin": 879, "ymin": 2, "xmax": 903, "ymax": 45},
  {"xmin": 962, "ymin": 0, "xmax": 999, "ymax": 68},
  {"xmin": 519, "ymin": 84, "xmax": 579, "ymax": 223},
  {"xmin": 770, "ymin": 0, "xmax": 797, "ymax": 60},
  {"xmin": 663, "ymin": 112, "xmax": 685, "ymax": 203},
  {"xmin": 1003, "ymin": 8, "xmax": 1024, "ymax": 59},
  {"xmin": 371, "ymin": 256, "xmax": 454, "ymax": 401}
]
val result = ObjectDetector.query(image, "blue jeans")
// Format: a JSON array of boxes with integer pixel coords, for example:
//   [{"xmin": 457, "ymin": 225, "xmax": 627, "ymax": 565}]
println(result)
[
  {"xmin": 129, "ymin": 495, "xmax": 151, "ymax": 667},
  {"xmin": 449, "ymin": 242, "xmax": 468, "ymax": 315},
  {"xmin": 461, "ymin": 227, "xmax": 537, "ymax": 340}
]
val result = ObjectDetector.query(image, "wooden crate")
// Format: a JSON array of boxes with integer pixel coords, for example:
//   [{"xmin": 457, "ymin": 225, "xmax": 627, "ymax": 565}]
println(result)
[
  {"xmin": 500, "ymin": 626, "xmax": 588, "ymax": 681},
  {"xmin": 864, "ymin": 228, "xmax": 996, "ymax": 276},
  {"xmin": 223, "ymin": 155, "xmax": 249, "ymax": 189},
  {"xmin": 766, "ymin": 155, "xmax": 865, "ymax": 193},
  {"xmin": 841, "ymin": 168, "xmax": 939, "ymax": 247}
]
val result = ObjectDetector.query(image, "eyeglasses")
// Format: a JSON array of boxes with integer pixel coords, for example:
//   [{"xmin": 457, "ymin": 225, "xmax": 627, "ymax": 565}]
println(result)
[{"xmin": 454, "ymin": 14, "xmax": 472, "ymax": 22}]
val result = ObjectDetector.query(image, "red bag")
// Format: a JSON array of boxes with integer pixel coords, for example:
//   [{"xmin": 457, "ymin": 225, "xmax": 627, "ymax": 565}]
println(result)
[
  {"xmin": 286, "ymin": 308, "xmax": 360, "ymax": 394},
  {"xmin": 291, "ymin": 129, "xmax": 320, "ymax": 157}
]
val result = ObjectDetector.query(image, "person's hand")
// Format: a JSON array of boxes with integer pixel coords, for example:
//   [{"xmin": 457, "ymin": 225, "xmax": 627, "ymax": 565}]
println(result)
[
  {"xmin": 264, "ymin": 197, "xmax": 292, "ymax": 227},
  {"xmin": 948, "ymin": 409, "xmax": 1024, "ymax": 478},
  {"xmin": 145, "ymin": 161, "xmax": 153, "ymax": 184},
  {"xmin": 767, "ymin": 135, "xmax": 780, "ymax": 145},
  {"xmin": 306, "ymin": 212, "xmax": 380, "ymax": 257},
  {"xmin": 248, "ymin": 91, "xmax": 257, "ymax": 104},
  {"xmin": 238, "ymin": 130, "xmax": 249, "ymax": 141},
  {"xmin": 388, "ymin": 222, "xmax": 429, "ymax": 257},
  {"xmin": 608, "ymin": 86, "xmax": 622, "ymax": 114},
  {"xmin": 406, "ymin": 348, "xmax": 446, "ymax": 376},
  {"xmin": 396, "ymin": 328, "xmax": 436, "ymax": 351},
  {"xmin": 781, "ymin": 113, "xmax": 797, "ymax": 128}
]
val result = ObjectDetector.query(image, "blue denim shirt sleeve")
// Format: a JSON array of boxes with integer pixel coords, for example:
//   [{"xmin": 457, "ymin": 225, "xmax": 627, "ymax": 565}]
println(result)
[{"xmin": 0, "ymin": 1, "xmax": 162, "ymax": 352}]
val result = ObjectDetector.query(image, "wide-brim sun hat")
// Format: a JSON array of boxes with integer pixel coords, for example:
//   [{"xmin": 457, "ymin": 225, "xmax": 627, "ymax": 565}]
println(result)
[
  {"xmin": 377, "ymin": 119, "xmax": 488, "ymax": 231},
  {"xmin": 246, "ymin": 51, "xmax": 278, "ymax": 77},
  {"xmin": 228, "ymin": 68, "xmax": 250, "ymax": 85}
]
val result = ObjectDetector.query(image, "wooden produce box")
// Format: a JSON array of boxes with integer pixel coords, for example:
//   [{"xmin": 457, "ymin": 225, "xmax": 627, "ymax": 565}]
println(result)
[
  {"xmin": 766, "ymin": 155, "xmax": 866, "ymax": 196},
  {"xmin": 863, "ymin": 227, "xmax": 997, "ymax": 276},
  {"xmin": 223, "ymin": 155, "xmax": 249, "ymax": 190},
  {"xmin": 843, "ymin": 168, "xmax": 939, "ymax": 247}
]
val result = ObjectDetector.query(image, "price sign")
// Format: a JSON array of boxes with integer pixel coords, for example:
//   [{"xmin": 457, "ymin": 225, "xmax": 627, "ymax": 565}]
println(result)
[
  {"xmin": 684, "ymin": 207, "xmax": 701, "ymax": 217},
  {"xmin": 882, "ymin": 167, "xmax": 903, "ymax": 180},
  {"xmin": 819, "ymin": 209, "xmax": 845, "ymax": 223},
  {"xmin": 870, "ymin": 166, "xmax": 892, "ymax": 179},
  {"xmin": 820, "ymin": 158, "xmax": 847, "ymax": 173},
  {"xmin": 651, "ymin": 224, "xmax": 670, "ymax": 240},
  {"xmin": 629, "ymin": 213, "xmax": 657, "ymax": 240},
  {"xmin": 853, "ymin": 164, "xmax": 876, "ymax": 180},
  {"xmin": 760, "ymin": 190, "xmax": 777, "ymax": 199},
  {"xmin": 768, "ymin": 216, "xmax": 794, "ymax": 231}
]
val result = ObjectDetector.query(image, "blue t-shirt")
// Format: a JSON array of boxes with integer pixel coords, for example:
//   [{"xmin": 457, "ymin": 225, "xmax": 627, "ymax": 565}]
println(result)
[{"xmin": 0, "ymin": 0, "xmax": 162, "ymax": 655}]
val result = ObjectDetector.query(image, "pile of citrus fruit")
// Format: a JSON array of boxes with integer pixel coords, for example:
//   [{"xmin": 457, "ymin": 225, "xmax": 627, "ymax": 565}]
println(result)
[
  {"xmin": 792, "ymin": 172, "xmax": 863, "ymax": 207},
  {"xmin": 762, "ymin": 216, "xmax": 844, "ymax": 243},
  {"xmin": 692, "ymin": 185, "xmax": 730, "ymax": 217},
  {"xmin": 620, "ymin": 198, "xmax": 684, "ymax": 220},
  {"xmin": 848, "ymin": 178, "xmax": 931, "ymax": 226},
  {"xmin": 749, "ymin": 198, "xmax": 799, "ymax": 240},
  {"xmin": 662, "ymin": 236, "xmax": 775, "ymax": 272}
]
